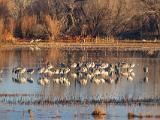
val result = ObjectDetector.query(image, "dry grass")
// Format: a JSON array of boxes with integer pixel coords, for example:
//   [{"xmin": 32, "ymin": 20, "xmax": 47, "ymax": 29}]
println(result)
[
  {"xmin": 128, "ymin": 112, "xmax": 160, "ymax": 119},
  {"xmin": 21, "ymin": 15, "xmax": 37, "ymax": 38},
  {"xmin": 0, "ymin": 18, "xmax": 4, "ymax": 40},
  {"xmin": 0, "ymin": 0, "xmax": 16, "ymax": 42},
  {"xmin": 92, "ymin": 106, "xmax": 106, "ymax": 116},
  {"xmin": 45, "ymin": 15, "xmax": 61, "ymax": 40},
  {"xmin": 0, "ymin": 18, "xmax": 16, "ymax": 43}
]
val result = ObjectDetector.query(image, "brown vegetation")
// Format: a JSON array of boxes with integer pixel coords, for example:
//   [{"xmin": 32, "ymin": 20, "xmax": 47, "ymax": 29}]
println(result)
[
  {"xmin": 45, "ymin": 15, "xmax": 62, "ymax": 40},
  {"xmin": 128, "ymin": 112, "xmax": 160, "ymax": 119},
  {"xmin": 0, "ymin": 18, "xmax": 4, "ymax": 40},
  {"xmin": 0, "ymin": 0, "xmax": 160, "ymax": 42},
  {"xmin": 92, "ymin": 106, "xmax": 106, "ymax": 116}
]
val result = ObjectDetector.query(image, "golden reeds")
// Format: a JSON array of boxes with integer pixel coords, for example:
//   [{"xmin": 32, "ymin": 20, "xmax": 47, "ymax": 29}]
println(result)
[
  {"xmin": 21, "ymin": 15, "xmax": 37, "ymax": 38},
  {"xmin": 92, "ymin": 106, "xmax": 106, "ymax": 116},
  {"xmin": 45, "ymin": 15, "xmax": 61, "ymax": 41}
]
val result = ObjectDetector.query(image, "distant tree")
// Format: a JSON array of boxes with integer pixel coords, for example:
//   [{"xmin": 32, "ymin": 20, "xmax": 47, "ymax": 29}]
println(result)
[{"xmin": 82, "ymin": 0, "xmax": 111, "ymax": 37}]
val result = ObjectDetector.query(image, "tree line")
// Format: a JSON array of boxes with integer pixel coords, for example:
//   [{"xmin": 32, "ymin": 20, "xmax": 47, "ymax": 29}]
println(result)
[{"xmin": 0, "ymin": 0, "xmax": 160, "ymax": 42}]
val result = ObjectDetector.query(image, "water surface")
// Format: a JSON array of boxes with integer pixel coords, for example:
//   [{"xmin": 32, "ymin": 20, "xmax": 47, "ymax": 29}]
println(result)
[{"xmin": 0, "ymin": 47, "xmax": 160, "ymax": 119}]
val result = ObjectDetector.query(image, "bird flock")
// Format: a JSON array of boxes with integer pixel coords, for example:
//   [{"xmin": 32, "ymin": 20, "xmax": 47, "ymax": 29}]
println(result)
[
  {"xmin": 0, "ymin": 61, "xmax": 149, "ymax": 87},
  {"xmin": 70, "ymin": 62, "xmax": 136, "ymax": 86}
]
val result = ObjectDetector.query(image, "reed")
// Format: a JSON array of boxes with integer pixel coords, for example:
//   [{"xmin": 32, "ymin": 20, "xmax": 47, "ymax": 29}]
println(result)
[
  {"xmin": 0, "ymin": 18, "xmax": 4, "ymax": 41},
  {"xmin": 45, "ymin": 15, "xmax": 61, "ymax": 41},
  {"xmin": 128, "ymin": 112, "xmax": 160, "ymax": 119},
  {"xmin": 92, "ymin": 106, "xmax": 106, "ymax": 116},
  {"xmin": 21, "ymin": 15, "xmax": 37, "ymax": 39}
]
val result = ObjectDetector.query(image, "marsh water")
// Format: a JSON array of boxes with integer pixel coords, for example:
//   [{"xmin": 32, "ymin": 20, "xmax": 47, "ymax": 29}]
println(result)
[{"xmin": 0, "ymin": 47, "xmax": 160, "ymax": 120}]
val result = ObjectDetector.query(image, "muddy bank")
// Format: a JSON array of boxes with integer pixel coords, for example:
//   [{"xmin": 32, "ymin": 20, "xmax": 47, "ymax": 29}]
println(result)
[{"xmin": 0, "ymin": 41, "xmax": 160, "ymax": 51}]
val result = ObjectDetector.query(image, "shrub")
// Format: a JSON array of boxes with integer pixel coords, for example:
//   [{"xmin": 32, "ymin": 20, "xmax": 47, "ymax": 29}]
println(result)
[
  {"xmin": 21, "ymin": 15, "xmax": 37, "ymax": 39},
  {"xmin": 45, "ymin": 15, "xmax": 61, "ymax": 40}
]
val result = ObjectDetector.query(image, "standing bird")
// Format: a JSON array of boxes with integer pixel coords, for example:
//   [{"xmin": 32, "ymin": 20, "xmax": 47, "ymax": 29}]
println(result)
[
  {"xmin": 79, "ymin": 79, "xmax": 88, "ymax": 86},
  {"xmin": 0, "ymin": 69, "xmax": 3, "ymax": 74},
  {"xmin": 71, "ymin": 63, "xmax": 77, "ymax": 68},
  {"xmin": 37, "ymin": 67, "xmax": 45, "ymax": 74},
  {"xmin": 144, "ymin": 76, "xmax": 149, "ymax": 83},
  {"xmin": 0, "ymin": 69, "xmax": 3, "ymax": 78},
  {"xmin": 13, "ymin": 77, "xmax": 27, "ymax": 84},
  {"xmin": 27, "ymin": 77, "xmax": 34, "ymax": 83},
  {"xmin": 12, "ymin": 67, "xmax": 26, "ymax": 77},
  {"xmin": 27, "ymin": 68, "xmax": 34, "ymax": 75},
  {"xmin": 0, "ymin": 69, "xmax": 3, "ymax": 82},
  {"xmin": 130, "ymin": 63, "xmax": 135, "ymax": 68},
  {"xmin": 47, "ymin": 62, "xmax": 53, "ymax": 70},
  {"xmin": 37, "ymin": 77, "xmax": 50, "ymax": 86},
  {"xmin": 143, "ymin": 66, "xmax": 149, "ymax": 73}
]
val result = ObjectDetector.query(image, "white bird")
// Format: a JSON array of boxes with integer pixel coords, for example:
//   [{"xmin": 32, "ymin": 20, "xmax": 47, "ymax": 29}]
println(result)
[
  {"xmin": 54, "ymin": 69, "xmax": 60, "ymax": 74},
  {"xmin": 92, "ymin": 78, "xmax": 101, "ymax": 85},
  {"xmin": 47, "ymin": 62, "xmax": 53, "ymax": 70},
  {"xmin": 64, "ymin": 80, "xmax": 70, "ymax": 87},
  {"xmin": 43, "ymin": 77, "xmax": 50, "ymax": 85},
  {"xmin": 27, "ymin": 77, "xmax": 34, "ymax": 83},
  {"xmin": 94, "ymin": 69, "xmax": 101, "ymax": 75},
  {"xmin": 121, "ymin": 63, "xmax": 130, "ymax": 69},
  {"xmin": 144, "ymin": 67, "xmax": 149, "ymax": 73},
  {"xmin": 90, "ymin": 62, "xmax": 95, "ymax": 68},
  {"xmin": 27, "ymin": 69, "xmax": 34, "ymax": 75},
  {"xmin": 53, "ymin": 78, "xmax": 60, "ymax": 84},
  {"xmin": 109, "ymin": 67, "xmax": 114, "ymax": 72},
  {"xmin": 37, "ymin": 67, "xmax": 45, "ymax": 74},
  {"xmin": 58, "ymin": 77, "xmax": 70, "ymax": 86},
  {"xmin": 13, "ymin": 77, "xmax": 27, "ymax": 84},
  {"xmin": 46, "ymin": 70, "xmax": 54, "ymax": 77},
  {"xmin": 121, "ymin": 72, "xmax": 129, "ymax": 77},
  {"xmin": 35, "ymin": 39, "xmax": 41, "ymax": 42},
  {"xmin": 101, "ymin": 63, "xmax": 109, "ymax": 69},
  {"xmin": 38, "ymin": 77, "xmax": 49, "ymax": 86},
  {"xmin": 0, "ymin": 69, "xmax": 3, "ymax": 78},
  {"xmin": 144, "ymin": 76, "xmax": 149, "ymax": 83},
  {"xmin": 108, "ymin": 78, "xmax": 115, "ymax": 84},
  {"xmin": 101, "ymin": 70, "xmax": 109, "ymax": 77},
  {"xmin": 130, "ymin": 72, "xmax": 135, "ymax": 77},
  {"xmin": 38, "ymin": 78, "xmax": 45, "ymax": 86},
  {"xmin": 100, "ymin": 78, "xmax": 105, "ymax": 84},
  {"xmin": 80, "ymin": 67, "xmax": 88, "ymax": 73},
  {"xmin": 71, "ymin": 73, "xmax": 78, "ymax": 79},
  {"xmin": 86, "ymin": 73, "xmax": 93, "ymax": 80},
  {"xmin": 20, "ymin": 68, "xmax": 26, "ymax": 74},
  {"xmin": 86, "ymin": 62, "xmax": 92, "ymax": 68},
  {"xmin": 43, "ymin": 68, "xmax": 49, "ymax": 74},
  {"xmin": 12, "ymin": 67, "xmax": 26, "ymax": 77},
  {"xmin": 128, "ymin": 68, "xmax": 133, "ymax": 73},
  {"xmin": 127, "ymin": 76, "xmax": 134, "ymax": 81},
  {"xmin": 47, "ymin": 65, "xmax": 53, "ymax": 70},
  {"xmin": 19, "ymin": 77, "xmax": 27, "ymax": 84},
  {"xmin": 30, "ymin": 39, "xmax": 34, "ymax": 43},
  {"xmin": 78, "ymin": 62, "xmax": 83, "ymax": 67},
  {"xmin": 63, "ymin": 67, "xmax": 70, "ymax": 74},
  {"xmin": 34, "ymin": 46, "xmax": 41, "ymax": 51},
  {"xmin": 0, "ymin": 69, "xmax": 3, "ymax": 74},
  {"xmin": 71, "ymin": 63, "xmax": 77, "ymax": 68},
  {"xmin": 79, "ymin": 79, "xmax": 87, "ymax": 86},
  {"xmin": 130, "ymin": 63, "xmax": 135, "ymax": 68}
]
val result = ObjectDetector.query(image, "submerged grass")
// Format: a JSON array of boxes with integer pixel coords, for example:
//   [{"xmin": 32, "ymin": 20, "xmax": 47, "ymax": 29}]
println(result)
[
  {"xmin": 92, "ymin": 106, "xmax": 106, "ymax": 116},
  {"xmin": 1, "ymin": 94, "xmax": 160, "ymax": 106},
  {"xmin": 128, "ymin": 112, "xmax": 160, "ymax": 119}
]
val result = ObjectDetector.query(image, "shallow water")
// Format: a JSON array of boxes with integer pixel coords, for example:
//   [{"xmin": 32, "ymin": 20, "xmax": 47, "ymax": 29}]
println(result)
[
  {"xmin": 1, "ymin": 104, "xmax": 160, "ymax": 120},
  {"xmin": 0, "ymin": 47, "xmax": 160, "ymax": 119}
]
